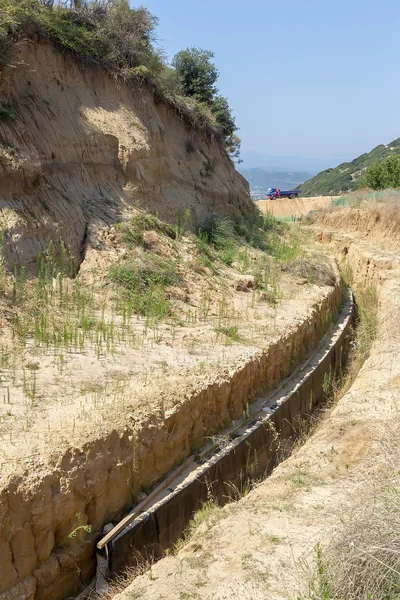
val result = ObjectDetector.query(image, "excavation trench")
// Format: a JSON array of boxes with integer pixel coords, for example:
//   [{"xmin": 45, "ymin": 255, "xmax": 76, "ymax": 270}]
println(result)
[
  {"xmin": 88, "ymin": 289, "xmax": 355, "ymax": 596},
  {"xmin": 0, "ymin": 279, "xmax": 345, "ymax": 600}
]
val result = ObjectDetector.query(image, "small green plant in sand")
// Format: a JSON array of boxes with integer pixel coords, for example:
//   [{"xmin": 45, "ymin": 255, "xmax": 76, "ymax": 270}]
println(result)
[
  {"xmin": 216, "ymin": 324, "xmax": 239, "ymax": 341},
  {"xmin": 61, "ymin": 512, "xmax": 92, "ymax": 546}
]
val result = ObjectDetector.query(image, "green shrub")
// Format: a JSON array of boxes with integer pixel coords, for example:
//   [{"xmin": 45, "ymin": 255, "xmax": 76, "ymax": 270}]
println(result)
[
  {"xmin": 359, "ymin": 154, "xmax": 400, "ymax": 190},
  {"xmin": 172, "ymin": 47, "xmax": 218, "ymax": 105},
  {"xmin": 172, "ymin": 46, "xmax": 240, "ymax": 157},
  {"xmin": 118, "ymin": 213, "xmax": 176, "ymax": 248},
  {"xmin": 219, "ymin": 246, "xmax": 236, "ymax": 266},
  {"xmin": 234, "ymin": 212, "xmax": 283, "ymax": 250},
  {"xmin": 198, "ymin": 215, "xmax": 235, "ymax": 250}
]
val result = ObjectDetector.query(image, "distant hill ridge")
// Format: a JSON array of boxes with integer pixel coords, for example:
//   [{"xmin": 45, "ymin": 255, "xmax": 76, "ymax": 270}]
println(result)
[
  {"xmin": 239, "ymin": 168, "xmax": 312, "ymax": 192},
  {"xmin": 300, "ymin": 138, "xmax": 400, "ymax": 196}
]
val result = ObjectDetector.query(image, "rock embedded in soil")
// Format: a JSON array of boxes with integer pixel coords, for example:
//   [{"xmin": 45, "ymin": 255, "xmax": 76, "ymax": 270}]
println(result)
[{"xmin": 235, "ymin": 275, "xmax": 255, "ymax": 292}]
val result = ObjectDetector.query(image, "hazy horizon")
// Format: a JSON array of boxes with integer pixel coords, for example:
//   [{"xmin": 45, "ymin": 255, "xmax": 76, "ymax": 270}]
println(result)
[{"xmin": 143, "ymin": 0, "xmax": 400, "ymax": 161}]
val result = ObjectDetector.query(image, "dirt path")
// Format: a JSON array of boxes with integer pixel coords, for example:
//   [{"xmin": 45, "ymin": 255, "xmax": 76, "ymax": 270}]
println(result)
[{"xmin": 114, "ymin": 219, "xmax": 400, "ymax": 600}]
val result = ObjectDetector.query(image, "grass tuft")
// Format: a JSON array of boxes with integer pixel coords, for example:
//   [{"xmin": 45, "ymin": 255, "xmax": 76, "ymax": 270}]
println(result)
[
  {"xmin": 118, "ymin": 213, "xmax": 177, "ymax": 248},
  {"xmin": 109, "ymin": 253, "xmax": 181, "ymax": 321}
]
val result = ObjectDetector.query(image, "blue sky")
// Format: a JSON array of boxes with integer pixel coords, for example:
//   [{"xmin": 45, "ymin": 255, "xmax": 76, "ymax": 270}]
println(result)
[{"xmin": 143, "ymin": 0, "xmax": 400, "ymax": 163}]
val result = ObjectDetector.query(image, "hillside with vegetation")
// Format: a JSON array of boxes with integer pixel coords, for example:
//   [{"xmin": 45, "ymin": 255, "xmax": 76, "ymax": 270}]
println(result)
[{"xmin": 300, "ymin": 138, "xmax": 400, "ymax": 195}]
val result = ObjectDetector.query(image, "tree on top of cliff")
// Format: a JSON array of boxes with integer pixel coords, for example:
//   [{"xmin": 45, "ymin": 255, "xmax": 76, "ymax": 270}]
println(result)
[
  {"xmin": 172, "ymin": 47, "xmax": 218, "ymax": 105},
  {"xmin": 172, "ymin": 47, "xmax": 240, "ymax": 160}
]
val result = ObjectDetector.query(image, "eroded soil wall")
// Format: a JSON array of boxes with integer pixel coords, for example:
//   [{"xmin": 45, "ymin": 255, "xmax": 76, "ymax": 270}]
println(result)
[
  {"xmin": 0, "ymin": 41, "xmax": 252, "ymax": 273},
  {"xmin": 0, "ymin": 285, "xmax": 341, "ymax": 600},
  {"xmin": 109, "ymin": 296, "xmax": 353, "ymax": 576}
]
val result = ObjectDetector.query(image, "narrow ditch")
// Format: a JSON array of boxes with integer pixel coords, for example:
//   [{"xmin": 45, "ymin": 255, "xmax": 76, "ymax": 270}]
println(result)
[
  {"xmin": 0, "ymin": 279, "xmax": 343, "ymax": 600},
  {"xmin": 82, "ymin": 289, "xmax": 355, "ymax": 598}
]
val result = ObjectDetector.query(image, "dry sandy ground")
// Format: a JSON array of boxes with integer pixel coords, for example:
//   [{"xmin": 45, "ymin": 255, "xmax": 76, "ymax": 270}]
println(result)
[
  {"xmin": 257, "ymin": 196, "xmax": 334, "ymax": 218},
  {"xmin": 0, "ymin": 224, "xmax": 334, "ymax": 484},
  {"xmin": 114, "ymin": 206, "xmax": 400, "ymax": 600}
]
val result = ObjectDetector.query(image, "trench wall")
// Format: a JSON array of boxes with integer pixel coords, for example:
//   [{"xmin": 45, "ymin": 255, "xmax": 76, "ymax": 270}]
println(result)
[
  {"xmin": 0, "ymin": 284, "xmax": 342, "ymax": 600},
  {"xmin": 108, "ymin": 296, "xmax": 354, "ymax": 575}
]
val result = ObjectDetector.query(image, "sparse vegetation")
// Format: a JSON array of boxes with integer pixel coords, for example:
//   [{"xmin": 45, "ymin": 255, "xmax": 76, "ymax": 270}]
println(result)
[
  {"xmin": 285, "ymin": 256, "xmax": 336, "ymax": 287},
  {"xmin": 334, "ymin": 267, "xmax": 378, "ymax": 398},
  {"xmin": 201, "ymin": 158, "xmax": 215, "ymax": 177},
  {"xmin": 118, "ymin": 213, "xmax": 176, "ymax": 248},
  {"xmin": 216, "ymin": 325, "xmax": 239, "ymax": 340},
  {"xmin": 61, "ymin": 512, "xmax": 92, "ymax": 546},
  {"xmin": 109, "ymin": 253, "xmax": 181, "ymax": 321},
  {"xmin": 302, "ymin": 420, "xmax": 400, "ymax": 600},
  {"xmin": 173, "ymin": 500, "xmax": 224, "ymax": 555}
]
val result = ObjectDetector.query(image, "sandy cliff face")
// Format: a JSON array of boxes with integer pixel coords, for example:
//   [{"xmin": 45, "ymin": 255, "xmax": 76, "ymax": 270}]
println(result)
[{"xmin": 0, "ymin": 41, "xmax": 252, "ymax": 271}]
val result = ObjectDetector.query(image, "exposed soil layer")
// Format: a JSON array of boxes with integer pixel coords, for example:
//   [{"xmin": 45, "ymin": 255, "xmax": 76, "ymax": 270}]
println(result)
[
  {"xmin": 0, "ymin": 41, "xmax": 252, "ymax": 273},
  {"xmin": 257, "ymin": 195, "xmax": 334, "ymax": 218},
  {"xmin": 0, "ymin": 279, "xmax": 341, "ymax": 600},
  {"xmin": 114, "ymin": 205, "xmax": 400, "ymax": 600}
]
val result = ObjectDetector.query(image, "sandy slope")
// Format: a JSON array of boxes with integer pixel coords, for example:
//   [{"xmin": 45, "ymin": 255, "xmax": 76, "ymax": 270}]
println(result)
[{"xmin": 0, "ymin": 41, "xmax": 252, "ymax": 273}]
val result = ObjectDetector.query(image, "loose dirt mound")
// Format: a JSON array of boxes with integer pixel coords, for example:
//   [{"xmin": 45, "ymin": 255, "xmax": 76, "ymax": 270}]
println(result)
[{"xmin": 257, "ymin": 195, "xmax": 334, "ymax": 218}]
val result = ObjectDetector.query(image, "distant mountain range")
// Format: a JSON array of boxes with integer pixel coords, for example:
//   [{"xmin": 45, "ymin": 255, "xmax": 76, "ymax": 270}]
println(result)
[
  {"xmin": 239, "ymin": 168, "xmax": 311, "ymax": 198},
  {"xmin": 300, "ymin": 138, "xmax": 400, "ymax": 196},
  {"xmin": 238, "ymin": 152, "xmax": 346, "ymax": 174}
]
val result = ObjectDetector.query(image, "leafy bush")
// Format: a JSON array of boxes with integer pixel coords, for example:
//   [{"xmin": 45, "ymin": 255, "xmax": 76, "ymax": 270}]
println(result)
[
  {"xmin": 157, "ymin": 64, "xmax": 182, "ymax": 95},
  {"xmin": 198, "ymin": 215, "xmax": 235, "ymax": 252},
  {"xmin": 172, "ymin": 47, "xmax": 218, "ymax": 105},
  {"xmin": 210, "ymin": 95, "xmax": 236, "ymax": 138},
  {"xmin": 359, "ymin": 154, "xmax": 400, "ymax": 190},
  {"xmin": 234, "ymin": 212, "xmax": 283, "ymax": 250},
  {"xmin": 171, "ymin": 46, "xmax": 240, "ymax": 158},
  {"xmin": 0, "ymin": 9, "xmax": 18, "ymax": 69}
]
